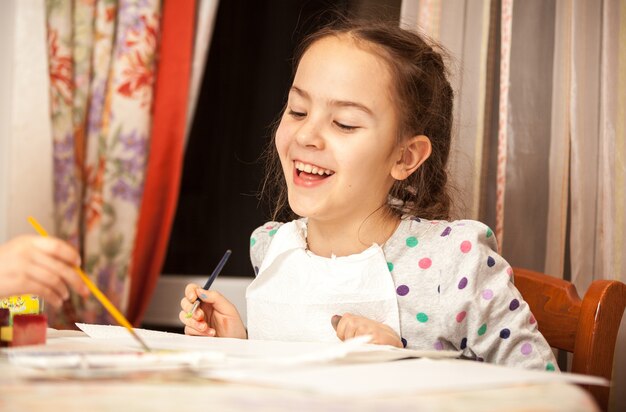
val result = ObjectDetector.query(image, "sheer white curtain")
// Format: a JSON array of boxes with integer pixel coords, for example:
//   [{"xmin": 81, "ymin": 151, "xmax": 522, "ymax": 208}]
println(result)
[
  {"xmin": 401, "ymin": 0, "xmax": 493, "ymax": 222},
  {"xmin": 0, "ymin": 0, "xmax": 54, "ymax": 243},
  {"xmin": 401, "ymin": 1, "xmax": 626, "ymax": 410}
]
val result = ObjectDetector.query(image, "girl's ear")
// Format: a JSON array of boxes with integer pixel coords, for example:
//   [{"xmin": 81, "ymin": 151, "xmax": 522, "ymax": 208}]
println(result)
[{"xmin": 391, "ymin": 135, "xmax": 432, "ymax": 181}]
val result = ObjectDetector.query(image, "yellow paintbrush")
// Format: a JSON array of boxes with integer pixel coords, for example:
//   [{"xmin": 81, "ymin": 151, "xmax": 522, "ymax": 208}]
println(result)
[{"xmin": 28, "ymin": 216, "xmax": 151, "ymax": 352}]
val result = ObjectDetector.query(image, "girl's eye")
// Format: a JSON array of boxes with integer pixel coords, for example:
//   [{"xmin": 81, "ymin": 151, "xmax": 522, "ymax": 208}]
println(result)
[
  {"xmin": 334, "ymin": 121, "xmax": 358, "ymax": 131},
  {"xmin": 288, "ymin": 110, "xmax": 306, "ymax": 119}
]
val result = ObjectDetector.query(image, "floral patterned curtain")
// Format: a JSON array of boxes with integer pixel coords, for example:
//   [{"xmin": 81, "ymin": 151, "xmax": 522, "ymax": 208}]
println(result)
[{"xmin": 46, "ymin": 0, "xmax": 161, "ymax": 327}]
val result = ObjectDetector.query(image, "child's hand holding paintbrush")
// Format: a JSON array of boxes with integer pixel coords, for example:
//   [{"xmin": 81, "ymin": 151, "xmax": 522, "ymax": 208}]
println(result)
[{"xmin": 179, "ymin": 250, "xmax": 247, "ymax": 339}]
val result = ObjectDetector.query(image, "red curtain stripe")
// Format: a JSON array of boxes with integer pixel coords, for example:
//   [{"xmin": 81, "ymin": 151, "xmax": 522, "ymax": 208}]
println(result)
[{"xmin": 128, "ymin": 0, "xmax": 197, "ymax": 325}]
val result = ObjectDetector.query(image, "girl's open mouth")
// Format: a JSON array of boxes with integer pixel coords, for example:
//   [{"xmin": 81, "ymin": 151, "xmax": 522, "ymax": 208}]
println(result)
[{"xmin": 294, "ymin": 161, "xmax": 335, "ymax": 181}]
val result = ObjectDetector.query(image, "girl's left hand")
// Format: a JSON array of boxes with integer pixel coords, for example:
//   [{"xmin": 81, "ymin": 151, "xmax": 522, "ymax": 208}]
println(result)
[{"xmin": 332, "ymin": 313, "xmax": 403, "ymax": 348}]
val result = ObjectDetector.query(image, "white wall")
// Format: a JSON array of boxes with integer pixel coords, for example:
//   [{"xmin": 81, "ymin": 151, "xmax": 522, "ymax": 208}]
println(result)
[
  {"xmin": 143, "ymin": 275, "xmax": 251, "ymax": 327},
  {"xmin": 0, "ymin": 0, "xmax": 54, "ymax": 243},
  {"xmin": 0, "ymin": 1, "xmax": 16, "ymax": 243}
]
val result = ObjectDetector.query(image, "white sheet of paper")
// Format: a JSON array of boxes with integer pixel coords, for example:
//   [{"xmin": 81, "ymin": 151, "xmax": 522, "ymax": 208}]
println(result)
[
  {"xmin": 6, "ymin": 324, "xmax": 609, "ymax": 397},
  {"xmin": 5, "ymin": 334, "xmax": 225, "ymax": 372},
  {"xmin": 75, "ymin": 323, "xmax": 460, "ymax": 366},
  {"xmin": 206, "ymin": 357, "xmax": 609, "ymax": 397},
  {"xmin": 6, "ymin": 324, "xmax": 459, "ymax": 373}
]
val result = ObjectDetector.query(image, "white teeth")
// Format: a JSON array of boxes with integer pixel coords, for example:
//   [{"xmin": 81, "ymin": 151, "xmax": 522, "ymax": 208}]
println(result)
[{"xmin": 294, "ymin": 161, "xmax": 335, "ymax": 176}]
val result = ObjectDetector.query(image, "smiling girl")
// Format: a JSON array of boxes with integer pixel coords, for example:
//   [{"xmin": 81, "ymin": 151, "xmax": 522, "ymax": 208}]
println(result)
[{"xmin": 179, "ymin": 18, "xmax": 557, "ymax": 370}]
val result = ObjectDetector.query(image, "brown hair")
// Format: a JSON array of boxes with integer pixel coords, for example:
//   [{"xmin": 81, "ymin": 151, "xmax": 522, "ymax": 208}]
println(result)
[{"xmin": 261, "ymin": 17, "xmax": 454, "ymax": 222}]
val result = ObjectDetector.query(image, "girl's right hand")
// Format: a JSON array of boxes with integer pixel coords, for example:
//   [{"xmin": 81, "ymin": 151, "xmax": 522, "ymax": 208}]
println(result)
[{"xmin": 179, "ymin": 284, "xmax": 247, "ymax": 339}]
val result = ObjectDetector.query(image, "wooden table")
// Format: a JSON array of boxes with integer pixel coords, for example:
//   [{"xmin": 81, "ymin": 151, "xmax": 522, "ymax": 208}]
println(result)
[{"xmin": 0, "ymin": 331, "xmax": 600, "ymax": 412}]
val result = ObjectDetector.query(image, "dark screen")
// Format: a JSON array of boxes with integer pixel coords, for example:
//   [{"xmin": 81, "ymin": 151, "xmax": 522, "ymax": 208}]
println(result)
[{"xmin": 162, "ymin": 0, "xmax": 353, "ymax": 276}]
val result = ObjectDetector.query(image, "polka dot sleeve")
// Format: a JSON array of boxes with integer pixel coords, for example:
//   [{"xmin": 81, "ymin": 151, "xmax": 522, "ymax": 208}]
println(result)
[
  {"xmin": 249, "ymin": 221, "xmax": 283, "ymax": 277},
  {"xmin": 438, "ymin": 220, "xmax": 558, "ymax": 370}
]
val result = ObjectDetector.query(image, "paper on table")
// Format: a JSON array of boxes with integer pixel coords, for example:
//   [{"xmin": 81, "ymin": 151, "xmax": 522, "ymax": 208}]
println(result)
[
  {"xmin": 75, "ymin": 323, "xmax": 460, "ymax": 367},
  {"xmin": 207, "ymin": 357, "xmax": 609, "ymax": 397},
  {"xmin": 7, "ymin": 323, "xmax": 461, "ymax": 376},
  {"xmin": 5, "ymin": 334, "xmax": 225, "ymax": 372}
]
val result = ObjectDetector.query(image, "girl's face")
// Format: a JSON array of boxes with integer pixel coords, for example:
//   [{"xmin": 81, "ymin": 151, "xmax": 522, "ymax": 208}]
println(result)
[{"xmin": 275, "ymin": 35, "xmax": 402, "ymax": 225}]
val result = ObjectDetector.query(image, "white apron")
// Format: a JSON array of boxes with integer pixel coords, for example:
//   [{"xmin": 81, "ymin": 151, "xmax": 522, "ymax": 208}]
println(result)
[{"xmin": 246, "ymin": 220, "xmax": 401, "ymax": 342}]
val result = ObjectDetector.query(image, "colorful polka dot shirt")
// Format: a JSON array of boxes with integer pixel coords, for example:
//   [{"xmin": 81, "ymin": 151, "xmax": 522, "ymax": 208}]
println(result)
[{"xmin": 250, "ymin": 216, "xmax": 558, "ymax": 371}]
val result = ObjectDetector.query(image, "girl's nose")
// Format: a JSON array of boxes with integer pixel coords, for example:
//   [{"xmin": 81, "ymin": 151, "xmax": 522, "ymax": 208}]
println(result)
[{"xmin": 295, "ymin": 118, "xmax": 324, "ymax": 149}]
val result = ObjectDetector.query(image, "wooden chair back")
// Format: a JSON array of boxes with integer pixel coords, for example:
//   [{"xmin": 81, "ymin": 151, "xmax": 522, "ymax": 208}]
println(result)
[{"xmin": 513, "ymin": 267, "xmax": 626, "ymax": 411}]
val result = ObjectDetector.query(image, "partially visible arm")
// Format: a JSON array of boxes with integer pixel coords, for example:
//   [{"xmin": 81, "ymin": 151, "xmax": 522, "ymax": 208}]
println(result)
[
  {"xmin": 0, "ymin": 235, "xmax": 89, "ymax": 307},
  {"xmin": 249, "ymin": 221, "xmax": 283, "ymax": 276},
  {"xmin": 439, "ymin": 221, "xmax": 558, "ymax": 370},
  {"xmin": 332, "ymin": 313, "xmax": 403, "ymax": 347}
]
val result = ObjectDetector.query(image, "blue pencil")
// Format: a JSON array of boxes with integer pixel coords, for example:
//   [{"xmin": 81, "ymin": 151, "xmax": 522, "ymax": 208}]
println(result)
[{"xmin": 186, "ymin": 249, "xmax": 232, "ymax": 318}]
